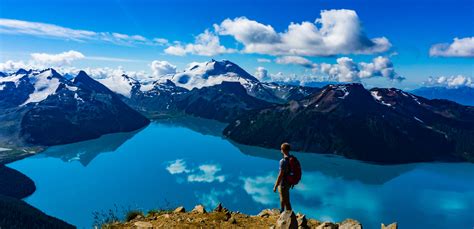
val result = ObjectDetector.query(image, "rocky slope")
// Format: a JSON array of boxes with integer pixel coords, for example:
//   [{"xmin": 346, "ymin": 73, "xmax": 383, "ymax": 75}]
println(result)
[
  {"xmin": 224, "ymin": 83, "xmax": 474, "ymax": 164},
  {"xmin": 0, "ymin": 69, "xmax": 150, "ymax": 151},
  {"xmin": 105, "ymin": 203, "xmax": 397, "ymax": 229}
]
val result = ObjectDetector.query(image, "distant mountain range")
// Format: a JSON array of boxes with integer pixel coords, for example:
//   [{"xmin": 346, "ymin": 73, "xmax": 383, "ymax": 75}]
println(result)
[
  {"xmin": 0, "ymin": 59, "xmax": 473, "ymax": 164},
  {"xmin": 0, "ymin": 69, "xmax": 149, "ymax": 150},
  {"xmin": 411, "ymin": 86, "xmax": 474, "ymax": 106}
]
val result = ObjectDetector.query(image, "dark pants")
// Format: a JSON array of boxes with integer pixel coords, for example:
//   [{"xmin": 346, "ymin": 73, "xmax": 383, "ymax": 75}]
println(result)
[{"xmin": 278, "ymin": 185, "xmax": 292, "ymax": 211}]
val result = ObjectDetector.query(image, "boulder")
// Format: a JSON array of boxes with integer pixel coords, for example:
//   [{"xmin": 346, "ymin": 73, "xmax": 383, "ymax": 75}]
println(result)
[
  {"xmin": 316, "ymin": 222, "xmax": 338, "ymax": 229},
  {"xmin": 229, "ymin": 216, "xmax": 237, "ymax": 224},
  {"xmin": 133, "ymin": 221, "xmax": 153, "ymax": 229},
  {"xmin": 381, "ymin": 222, "xmax": 398, "ymax": 229},
  {"xmin": 339, "ymin": 219, "xmax": 362, "ymax": 229},
  {"xmin": 258, "ymin": 209, "xmax": 280, "ymax": 217},
  {"xmin": 276, "ymin": 210, "xmax": 298, "ymax": 229},
  {"xmin": 192, "ymin": 204, "xmax": 207, "ymax": 214},
  {"xmin": 173, "ymin": 206, "xmax": 186, "ymax": 213},
  {"xmin": 296, "ymin": 214, "xmax": 308, "ymax": 229},
  {"xmin": 214, "ymin": 203, "xmax": 224, "ymax": 212}
]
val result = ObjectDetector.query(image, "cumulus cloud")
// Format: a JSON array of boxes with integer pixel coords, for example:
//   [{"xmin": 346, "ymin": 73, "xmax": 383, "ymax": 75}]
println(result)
[
  {"xmin": 0, "ymin": 18, "xmax": 164, "ymax": 46},
  {"xmin": 214, "ymin": 10, "xmax": 391, "ymax": 56},
  {"xmin": 430, "ymin": 37, "xmax": 474, "ymax": 57},
  {"xmin": 320, "ymin": 56, "xmax": 403, "ymax": 82},
  {"xmin": 275, "ymin": 56, "xmax": 317, "ymax": 68},
  {"xmin": 0, "ymin": 50, "xmax": 86, "ymax": 72},
  {"xmin": 165, "ymin": 30, "xmax": 236, "ymax": 56},
  {"xmin": 254, "ymin": 66, "xmax": 270, "ymax": 81},
  {"xmin": 0, "ymin": 60, "xmax": 29, "ymax": 72},
  {"xmin": 31, "ymin": 50, "xmax": 85, "ymax": 66},
  {"xmin": 425, "ymin": 75, "xmax": 473, "ymax": 88},
  {"xmin": 151, "ymin": 60, "xmax": 177, "ymax": 77}
]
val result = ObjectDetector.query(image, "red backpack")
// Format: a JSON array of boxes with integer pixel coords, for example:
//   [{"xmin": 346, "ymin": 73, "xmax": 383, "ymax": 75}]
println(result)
[{"xmin": 285, "ymin": 155, "xmax": 302, "ymax": 186}]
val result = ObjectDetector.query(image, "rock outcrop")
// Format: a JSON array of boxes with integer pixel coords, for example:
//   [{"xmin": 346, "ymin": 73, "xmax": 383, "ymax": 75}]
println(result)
[{"xmin": 106, "ymin": 203, "xmax": 396, "ymax": 228}]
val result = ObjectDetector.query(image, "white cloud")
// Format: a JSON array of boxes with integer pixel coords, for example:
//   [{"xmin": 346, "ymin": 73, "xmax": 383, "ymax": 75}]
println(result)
[
  {"xmin": 164, "ymin": 159, "xmax": 226, "ymax": 183},
  {"xmin": 320, "ymin": 56, "xmax": 403, "ymax": 82},
  {"xmin": 154, "ymin": 38, "xmax": 169, "ymax": 46},
  {"xmin": 165, "ymin": 30, "xmax": 236, "ymax": 56},
  {"xmin": 151, "ymin": 60, "xmax": 177, "ymax": 77},
  {"xmin": 214, "ymin": 10, "xmax": 391, "ymax": 56},
  {"xmin": 0, "ymin": 18, "xmax": 157, "ymax": 46},
  {"xmin": 241, "ymin": 173, "xmax": 278, "ymax": 205},
  {"xmin": 31, "ymin": 50, "xmax": 85, "ymax": 66},
  {"xmin": 0, "ymin": 50, "xmax": 85, "ymax": 72},
  {"xmin": 257, "ymin": 58, "xmax": 271, "ymax": 63},
  {"xmin": 275, "ymin": 56, "xmax": 317, "ymax": 68},
  {"xmin": 187, "ymin": 164, "xmax": 226, "ymax": 183},
  {"xmin": 255, "ymin": 66, "xmax": 270, "ymax": 81},
  {"xmin": 166, "ymin": 159, "xmax": 191, "ymax": 174},
  {"xmin": 430, "ymin": 37, "xmax": 474, "ymax": 57},
  {"xmin": 0, "ymin": 60, "xmax": 29, "ymax": 72},
  {"xmin": 425, "ymin": 75, "xmax": 473, "ymax": 88}
]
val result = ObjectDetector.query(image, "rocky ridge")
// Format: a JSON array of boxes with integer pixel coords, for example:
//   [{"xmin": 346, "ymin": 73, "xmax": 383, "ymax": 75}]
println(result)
[{"xmin": 106, "ymin": 203, "xmax": 397, "ymax": 229}]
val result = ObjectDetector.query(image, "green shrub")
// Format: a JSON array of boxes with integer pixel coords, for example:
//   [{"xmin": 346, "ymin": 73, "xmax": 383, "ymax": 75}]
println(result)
[{"xmin": 125, "ymin": 210, "xmax": 144, "ymax": 222}]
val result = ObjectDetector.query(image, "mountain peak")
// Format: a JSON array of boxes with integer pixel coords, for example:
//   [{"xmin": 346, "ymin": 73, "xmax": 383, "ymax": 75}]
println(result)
[
  {"xmin": 15, "ymin": 68, "xmax": 30, "ymax": 75},
  {"xmin": 172, "ymin": 59, "xmax": 259, "ymax": 90}
]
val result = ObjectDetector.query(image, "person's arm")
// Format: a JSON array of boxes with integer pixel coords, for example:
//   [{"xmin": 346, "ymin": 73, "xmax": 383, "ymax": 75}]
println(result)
[{"xmin": 273, "ymin": 170, "xmax": 283, "ymax": 192}]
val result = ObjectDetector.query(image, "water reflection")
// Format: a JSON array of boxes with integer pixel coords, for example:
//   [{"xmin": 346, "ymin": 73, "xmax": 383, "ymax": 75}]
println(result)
[
  {"xmin": 41, "ymin": 129, "xmax": 140, "ymax": 166},
  {"xmin": 7, "ymin": 118, "xmax": 474, "ymax": 229},
  {"xmin": 156, "ymin": 116, "xmax": 227, "ymax": 138},
  {"xmin": 232, "ymin": 142, "xmax": 416, "ymax": 185}
]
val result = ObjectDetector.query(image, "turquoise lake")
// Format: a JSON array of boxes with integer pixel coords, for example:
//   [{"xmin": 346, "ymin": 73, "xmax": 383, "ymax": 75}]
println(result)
[{"xmin": 7, "ymin": 117, "xmax": 474, "ymax": 229}]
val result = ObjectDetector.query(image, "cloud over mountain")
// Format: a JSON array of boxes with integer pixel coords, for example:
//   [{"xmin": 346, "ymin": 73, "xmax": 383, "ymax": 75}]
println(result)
[
  {"xmin": 214, "ymin": 10, "xmax": 391, "ymax": 56},
  {"xmin": 164, "ymin": 30, "xmax": 236, "ymax": 56},
  {"xmin": 31, "ymin": 50, "xmax": 85, "ymax": 66},
  {"xmin": 425, "ymin": 75, "xmax": 473, "ymax": 88},
  {"xmin": 151, "ymin": 60, "xmax": 177, "ymax": 76},
  {"xmin": 320, "ymin": 56, "xmax": 403, "ymax": 82}
]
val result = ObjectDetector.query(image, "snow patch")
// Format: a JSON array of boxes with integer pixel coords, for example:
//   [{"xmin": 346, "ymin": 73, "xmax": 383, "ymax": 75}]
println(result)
[
  {"xmin": 21, "ymin": 70, "xmax": 60, "ymax": 105},
  {"xmin": 96, "ymin": 74, "xmax": 134, "ymax": 98},
  {"xmin": 0, "ymin": 73, "xmax": 26, "ymax": 87},
  {"xmin": 414, "ymin": 116, "xmax": 424, "ymax": 123},
  {"xmin": 371, "ymin": 91, "xmax": 392, "ymax": 107},
  {"xmin": 139, "ymin": 83, "xmax": 155, "ymax": 92},
  {"xmin": 337, "ymin": 86, "xmax": 349, "ymax": 99},
  {"xmin": 65, "ymin": 85, "xmax": 78, "ymax": 91},
  {"xmin": 0, "ymin": 147, "xmax": 11, "ymax": 152}
]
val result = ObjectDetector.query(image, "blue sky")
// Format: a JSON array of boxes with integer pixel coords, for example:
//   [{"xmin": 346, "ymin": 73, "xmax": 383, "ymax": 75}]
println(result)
[{"xmin": 0, "ymin": 0, "xmax": 473, "ymax": 89}]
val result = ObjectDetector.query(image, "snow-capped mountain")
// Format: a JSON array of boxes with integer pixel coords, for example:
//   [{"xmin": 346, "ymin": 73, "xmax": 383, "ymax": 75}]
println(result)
[
  {"xmin": 225, "ymin": 83, "xmax": 474, "ymax": 163},
  {"xmin": 171, "ymin": 59, "xmax": 259, "ymax": 90},
  {"xmin": 170, "ymin": 59, "xmax": 316, "ymax": 103},
  {"xmin": 97, "ymin": 59, "xmax": 320, "ymax": 119},
  {"xmin": 0, "ymin": 69, "xmax": 149, "ymax": 149}
]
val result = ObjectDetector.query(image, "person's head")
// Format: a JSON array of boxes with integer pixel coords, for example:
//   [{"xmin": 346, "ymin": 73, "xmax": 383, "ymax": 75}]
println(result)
[{"xmin": 281, "ymin": 142, "xmax": 291, "ymax": 156}]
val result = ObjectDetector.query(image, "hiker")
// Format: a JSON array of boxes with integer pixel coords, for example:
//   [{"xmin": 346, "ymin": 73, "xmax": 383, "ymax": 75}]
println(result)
[{"xmin": 273, "ymin": 142, "xmax": 301, "ymax": 213}]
